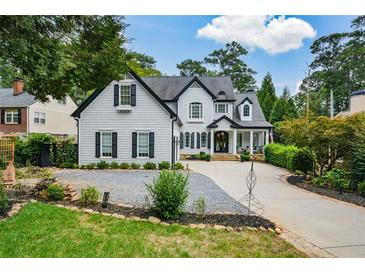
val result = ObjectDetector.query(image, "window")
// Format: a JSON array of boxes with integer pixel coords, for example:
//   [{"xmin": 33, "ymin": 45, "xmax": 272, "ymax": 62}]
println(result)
[
  {"xmin": 185, "ymin": 132, "xmax": 190, "ymax": 147},
  {"xmin": 215, "ymin": 103, "xmax": 228, "ymax": 114},
  {"xmin": 189, "ymin": 102, "xmax": 202, "ymax": 119},
  {"xmin": 101, "ymin": 132, "xmax": 112, "ymax": 157},
  {"xmin": 57, "ymin": 98, "xmax": 66, "ymax": 105},
  {"xmin": 120, "ymin": 85, "xmax": 131, "ymax": 105},
  {"xmin": 5, "ymin": 110, "xmax": 19, "ymax": 124},
  {"xmin": 138, "ymin": 132, "xmax": 149, "ymax": 157},
  {"xmin": 34, "ymin": 112, "xmax": 46, "ymax": 124},
  {"xmin": 243, "ymin": 105, "xmax": 250, "ymax": 117},
  {"xmin": 201, "ymin": 132, "xmax": 207, "ymax": 147}
]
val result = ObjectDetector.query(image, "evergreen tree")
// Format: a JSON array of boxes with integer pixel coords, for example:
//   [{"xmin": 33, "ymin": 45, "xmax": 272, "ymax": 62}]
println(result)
[
  {"xmin": 270, "ymin": 86, "xmax": 298, "ymax": 124},
  {"xmin": 257, "ymin": 73, "xmax": 277, "ymax": 120}
]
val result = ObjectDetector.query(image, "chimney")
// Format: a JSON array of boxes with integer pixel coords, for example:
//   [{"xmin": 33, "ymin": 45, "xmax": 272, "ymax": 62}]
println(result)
[{"xmin": 13, "ymin": 78, "xmax": 24, "ymax": 96}]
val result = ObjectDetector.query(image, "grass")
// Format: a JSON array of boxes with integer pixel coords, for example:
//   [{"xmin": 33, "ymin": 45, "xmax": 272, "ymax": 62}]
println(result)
[
  {"xmin": 0, "ymin": 203, "xmax": 306, "ymax": 258},
  {"xmin": 15, "ymin": 166, "xmax": 53, "ymax": 180}
]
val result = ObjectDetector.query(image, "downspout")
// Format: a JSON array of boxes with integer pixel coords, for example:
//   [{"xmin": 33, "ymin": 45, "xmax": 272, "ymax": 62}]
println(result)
[
  {"xmin": 26, "ymin": 106, "xmax": 29, "ymax": 136},
  {"xmin": 171, "ymin": 116, "xmax": 178, "ymax": 169},
  {"xmin": 74, "ymin": 117, "xmax": 80, "ymax": 165}
]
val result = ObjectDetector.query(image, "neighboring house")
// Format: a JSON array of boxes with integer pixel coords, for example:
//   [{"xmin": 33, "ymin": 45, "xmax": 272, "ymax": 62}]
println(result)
[
  {"xmin": 72, "ymin": 68, "xmax": 273, "ymax": 165},
  {"xmin": 337, "ymin": 89, "xmax": 365, "ymax": 117},
  {"xmin": 0, "ymin": 78, "xmax": 78, "ymax": 137}
]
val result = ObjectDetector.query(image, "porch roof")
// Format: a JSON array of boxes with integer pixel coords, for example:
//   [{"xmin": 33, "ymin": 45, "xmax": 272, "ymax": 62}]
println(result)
[{"xmin": 207, "ymin": 115, "xmax": 241, "ymax": 129}]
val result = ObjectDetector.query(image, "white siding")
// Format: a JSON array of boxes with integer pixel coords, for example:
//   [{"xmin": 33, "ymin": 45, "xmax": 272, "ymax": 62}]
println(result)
[
  {"xmin": 78, "ymin": 79, "xmax": 172, "ymax": 165},
  {"xmin": 28, "ymin": 95, "xmax": 77, "ymax": 136},
  {"xmin": 178, "ymin": 85, "xmax": 213, "ymax": 154}
]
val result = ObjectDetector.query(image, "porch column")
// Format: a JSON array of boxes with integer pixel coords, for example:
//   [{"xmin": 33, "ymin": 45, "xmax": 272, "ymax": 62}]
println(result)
[
  {"xmin": 265, "ymin": 129, "xmax": 269, "ymax": 145},
  {"xmin": 233, "ymin": 129, "xmax": 237, "ymax": 154},
  {"xmin": 249, "ymin": 130, "xmax": 253, "ymax": 154},
  {"xmin": 210, "ymin": 130, "xmax": 214, "ymax": 155}
]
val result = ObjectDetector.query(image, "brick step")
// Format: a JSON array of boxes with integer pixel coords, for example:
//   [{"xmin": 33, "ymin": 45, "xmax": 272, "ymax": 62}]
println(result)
[{"xmin": 211, "ymin": 154, "xmax": 240, "ymax": 161}]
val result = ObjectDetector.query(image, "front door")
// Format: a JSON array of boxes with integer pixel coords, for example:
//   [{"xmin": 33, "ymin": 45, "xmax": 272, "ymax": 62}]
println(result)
[{"xmin": 214, "ymin": 131, "xmax": 229, "ymax": 153}]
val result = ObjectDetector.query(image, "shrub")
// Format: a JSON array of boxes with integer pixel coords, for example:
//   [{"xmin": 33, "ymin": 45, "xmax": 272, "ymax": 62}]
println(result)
[
  {"xmin": 13, "ymin": 182, "xmax": 27, "ymax": 198},
  {"xmin": 240, "ymin": 153, "xmax": 250, "ymax": 162},
  {"xmin": 0, "ymin": 155, "xmax": 6, "ymax": 170},
  {"xmin": 15, "ymin": 166, "xmax": 54, "ymax": 180},
  {"xmin": 324, "ymin": 168, "xmax": 350, "ymax": 192},
  {"xmin": 144, "ymin": 162, "xmax": 157, "ymax": 170},
  {"xmin": 46, "ymin": 184, "xmax": 64, "ymax": 201},
  {"xmin": 358, "ymin": 181, "xmax": 365, "ymax": 197},
  {"xmin": 190, "ymin": 154, "xmax": 200, "ymax": 160},
  {"xmin": 193, "ymin": 197, "xmax": 206, "ymax": 220},
  {"xmin": 264, "ymin": 143, "xmax": 299, "ymax": 170},
  {"xmin": 79, "ymin": 186, "xmax": 100, "ymax": 207},
  {"xmin": 130, "ymin": 163, "xmax": 141, "ymax": 170},
  {"xmin": 158, "ymin": 161, "xmax": 170, "ymax": 170},
  {"xmin": 200, "ymin": 154, "xmax": 211, "ymax": 161},
  {"xmin": 110, "ymin": 161, "xmax": 119, "ymax": 169},
  {"xmin": 312, "ymin": 176, "xmax": 326, "ymax": 188},
  {"xmin": 85, "ymin": 163, "xmax": 96, "ymax": 170},
  {"xmin": 146, "ymin": 170, "xmax": 189, "ymax": 220},
  {"xmin": 96, "ymin": 161, "xmax": 109, "ymax": 169},
  {"xmin": 59, "ymin": 162, "xmax": 75, "ymax": 169},
  {"xmin": 174, "ymin": 162, "xmax": 184, "ymax": 170},
  {"xmin": 292, "ymin": 149, "xmax": 313, "ymax": 174},
  {"xmin": 51, "ymin": 138, "xmax": 77, "ymax": 168},
  {"xmin": 119, "ymin": 163, "xmax": 130, "ymax": 169},
  {"xmin": 0, "ymin": 183, "xmax": 9, "ymax": 213}
]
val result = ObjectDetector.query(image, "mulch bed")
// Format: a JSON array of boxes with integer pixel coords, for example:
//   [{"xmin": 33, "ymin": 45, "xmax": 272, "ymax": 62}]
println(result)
[{"xmin": 287, "ymin": 175, "xmax": 365, "ymax": 208}]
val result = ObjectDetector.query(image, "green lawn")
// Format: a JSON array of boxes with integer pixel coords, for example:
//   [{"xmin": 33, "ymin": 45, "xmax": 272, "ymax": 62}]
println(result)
[{"xmin": 0, "ymin": 203, "xmax": 306, "ymax": 258}]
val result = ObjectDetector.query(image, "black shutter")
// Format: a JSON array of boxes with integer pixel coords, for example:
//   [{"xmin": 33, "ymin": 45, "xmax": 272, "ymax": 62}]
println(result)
[
  {"xmin": 191, "ymin": 132, "xmax": 195, "ymax": 149},
  {"xmin": 197, "ymin": 132, "xmax": 200, "ymax": 149},
  {"xmin": 95, "ymin": 132, "xmax": 100, "ymax": 158},
  {"xmin": 208, "ymin": 132, "xmax": 211, "ymax": 149},
  {"xmin": 149, "ymin": 132, "xmax": 155, "ymax": 158},
  {"xmin": 0, "ymin": 109, "xmax": 4, "ymax": 124},
  {"xmin": 180, "ymin": 132, "xmax": 184, "ymax": 149},
  {"xmin": 114, "ymin": 84, "xmax": 119, "ymax": 106},
  {"xmin": 131, "ymin": 84, "xmax": 136, "ymax": 106},
  {"xmin": 112, "ymin": 132, "xmax": 117, "ymax": 158},
  {"xmin": 132, "ymin": 132, "xmax": 137, "ymax": 158},
  {"xmin": 17, "ymin": 108, "xmax": 21, "ymax": 124}
]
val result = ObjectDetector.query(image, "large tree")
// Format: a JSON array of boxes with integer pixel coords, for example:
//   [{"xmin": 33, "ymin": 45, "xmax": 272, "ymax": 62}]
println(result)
[
  {"xmin": 176, "ymin": 41, "xmax": 256, "ymax": 92},
  {"xmin": 270, "ymin": 86, "xmax": 297, "ymax": 124},
  {"xmin": 126, "ymin": 51, "xmax": 162, "ymax": 77},
  {"xmin": 257, "ymin": 73, "xmax": 277, "ymax": 120}
]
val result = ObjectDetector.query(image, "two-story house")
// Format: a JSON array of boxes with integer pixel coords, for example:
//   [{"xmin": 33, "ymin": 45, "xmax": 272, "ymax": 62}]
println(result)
[
  {"xmin": 72, "ymin": 68, "xmax": 273, "ymax": 165},
  {"xmin": 337, "ymin": 89, "xmax": 365, "ymax": 117},
  {"xmin": 0, "ymin": 78, "xmax": 78, "ymax": 137}
]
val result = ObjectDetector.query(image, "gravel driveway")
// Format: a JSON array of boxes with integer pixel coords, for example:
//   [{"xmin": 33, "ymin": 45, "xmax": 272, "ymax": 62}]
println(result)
[{"xmin": 55, "ymin": 169, "xmax": 248, "ymax": 214}]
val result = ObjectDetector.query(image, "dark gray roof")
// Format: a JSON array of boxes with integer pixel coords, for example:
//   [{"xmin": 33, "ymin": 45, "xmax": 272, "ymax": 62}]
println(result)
[
  {"xmin": 141, "ymin": 76, "xmax": 235, "ymax": 101},
  {"xmin": 351, "ymin": 89, "xmax": 365, "ymax": 96},
  {"xmin": 232, "ymin": 92, "xmax": 273, "ymax": 128},
  {"xmin": 0, "ymin": 88, "xmax": 37, "ymax": 107}
]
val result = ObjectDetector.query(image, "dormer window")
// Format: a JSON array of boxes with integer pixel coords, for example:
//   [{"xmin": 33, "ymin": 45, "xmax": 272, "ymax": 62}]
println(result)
[
  {"xmin": 120, "ymin": 85, "xmax": 131, "ymax": 105},
  {"xmin": 189, "ymin": 102, "xmax": 202, "ymax": 119},
  {"xmin": 243, "ymin": 105, "xmax": 250, "ymax": 117}
]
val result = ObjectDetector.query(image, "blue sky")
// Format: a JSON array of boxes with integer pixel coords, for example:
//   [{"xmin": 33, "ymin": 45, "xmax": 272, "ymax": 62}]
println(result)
[{"xmin": 125, "ymin": 16, "xmax": 356, "ymax": 95}]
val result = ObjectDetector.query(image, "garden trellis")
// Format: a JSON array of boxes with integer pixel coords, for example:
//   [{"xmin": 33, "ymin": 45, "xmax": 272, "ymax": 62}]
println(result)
[{"xmin": 0, "ymin": 135, "xmax": 16, "ymax": 186}]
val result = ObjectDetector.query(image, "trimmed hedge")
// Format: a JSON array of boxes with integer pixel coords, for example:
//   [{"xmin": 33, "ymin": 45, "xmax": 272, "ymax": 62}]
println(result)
[{"xmin": 264, "ymin": 143, "xmax": 299, "ymax": 170}]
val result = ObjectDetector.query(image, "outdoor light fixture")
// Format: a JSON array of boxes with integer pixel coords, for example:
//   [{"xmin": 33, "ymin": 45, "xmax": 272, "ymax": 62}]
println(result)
[{"xmin": 102, "ymin": 192, "xmax": 110, "ymax": 208}]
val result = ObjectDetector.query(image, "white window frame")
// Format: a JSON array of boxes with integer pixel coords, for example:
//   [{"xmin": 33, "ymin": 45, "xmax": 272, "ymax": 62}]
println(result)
[
  {"xmin": 201, "ymin": 132, "xmax": 207, "ymax": 148},
  {"xmin": 189, "ymin": 102, "xmax": 203, "ymax": 119},
  {"xmin": 100, "ymin": 131, "xmax": 113, "ymax": 158},
  {"xmin": 5, "ymin": 110, "xmax": 19, "ymax": 124},
  {"xmin": 184, "ymin": 132, "xmax": 190, "ymax": 148},
  {"xmin": 120, "ymin": 85, "xmax": 131, "ymax": 106},
  {"xmin": 215, "ymin": 103, "xmax": 228, "ymax": 114},
  {"xmin": 137, "ymin": 131, "xmax": 149, "ymax": 158},
  {"xmin": 243, "ymin": 105, "xmax": 250, "ymax": 117},
  {"xmin": 34, "ymin": 112, "xmax": 46, "ymax": 125}
]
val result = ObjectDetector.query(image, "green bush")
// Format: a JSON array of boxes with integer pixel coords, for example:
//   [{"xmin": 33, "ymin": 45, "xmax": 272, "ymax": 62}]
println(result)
[
  {"xmin": 130, "ymin": 163, "xmax": 141, "ymax": 170},
  {"xmin": 85, "ymin": 163, "xmax": 96, "ymax": 170},
  {"xmin": 13, "ymin": 182, "xmax": 27, "ymax": 198},
  {"xmin": 119, "ymin": 163, "xmax": 130, "ymax": 169},
  {"xmin": 96, "ymin": 161, "xmax": 109, "ymax": 169},
  {"xmin": 46, "ymin": 184, "xmax": 64, "ymax": 201},
  {"xmin": 158, "ymin": 161, "xmax": 170, "ymax": 170},
  {"xmin": 190, "ymin": 154, "xmax": 200, "ymax": 160},
  {"xmin": 292, "ymin": 149, "xmax": 313, "ymax": 174},
  {"xmin": 264, "ymin": 143, "xmax": 299, "ymax": 170},
  {"xmin": 324, "ymin": 168, "xmax": 350, "ymax": 192},
  {"xmin": 312, "ymin": 176, "xmax": 326, "ymax": 188},
  {"xmin": 240, "ymin": 153, "xmax": 250, "ymax": 162},
  {"xmin": 79, "ymin": 186, "xmax": 100, "ymax": 207},
  {"xmin": 110, "ymin": 161, "xmax": 119, "ymax": 169},
  {"xmin": 146, "ymin": 170, "xmax": 189, "ymax": 220},
  {"xmin": 0, "ymin": 183, "xmax": 9, "ymax": 213},
  {"xmin": 357, "ymin": 181, "xmax": 365, "ymax": 197},
  {"xmin": 193, "ymin": 197, "xmax": 206, "ymax": 220},
  {"xmin": 51, "ymin": 138, "xmax": 77, "ymax": 168},
  {"xmin": 144, "ymin": 162, "xmax": 157, "ymax": 170},
  {"xmin": 200, "ymin": 154, "xmax": 211, "ymax": 161},
  {"xmin": 0, "ymin": 155, "xmax": 6, "ymax": 170},
  {"xmin": 174, "ymin": 162, "xmax": 184, "ymax": 170}
]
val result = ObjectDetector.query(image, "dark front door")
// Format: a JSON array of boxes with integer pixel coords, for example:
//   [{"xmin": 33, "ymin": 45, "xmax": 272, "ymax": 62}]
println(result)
[{"xmin": 214, "ymin": 131, "xmax": 229, "ymax": 153}]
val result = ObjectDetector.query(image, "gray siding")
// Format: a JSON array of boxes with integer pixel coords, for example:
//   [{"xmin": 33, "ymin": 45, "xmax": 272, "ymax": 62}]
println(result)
[{"xmin": 79, "ymin": 79, "xmax": 172, "ymax": 165}]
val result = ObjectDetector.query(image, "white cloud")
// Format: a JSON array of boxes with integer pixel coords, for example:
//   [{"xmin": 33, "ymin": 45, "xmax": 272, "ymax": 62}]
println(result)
[
  {"xmin": 196, "ymin": 16, "xmax": 316, "ymax": 54},
  {"xmin": 294, "ymin": 80, "xmax": 303, "ymax": 95}
]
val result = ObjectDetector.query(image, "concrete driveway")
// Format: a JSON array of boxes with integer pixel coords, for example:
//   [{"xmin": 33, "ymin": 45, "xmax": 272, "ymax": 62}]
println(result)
[{"xmin": 184, "ymin": 160, "xmax": 365, "ymax": 258}]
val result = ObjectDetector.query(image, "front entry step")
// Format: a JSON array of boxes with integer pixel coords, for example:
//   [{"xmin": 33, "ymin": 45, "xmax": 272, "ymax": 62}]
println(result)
[{"xmin": 211, "ymin": 153, "xmax": 240, "ymax": 161}]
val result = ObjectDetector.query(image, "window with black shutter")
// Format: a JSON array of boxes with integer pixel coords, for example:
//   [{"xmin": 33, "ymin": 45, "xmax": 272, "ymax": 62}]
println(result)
[
  {"xmin": 191, "ymin": 132, "xmax": 195, "ymax": 149},
  {"xmin": 180, "ymin": 132, "xmax": 184, "ymax": 149},
  {"xmin": 112, "ymin": 132, "xmax": 117, "ymax": 158},
  {"xmin": 114, "ymin": 84, "xmax": 119, "ymax": 106},
  {"xmin": 196, "ymin": 132, "xmax": 200, "ymax": 148},
  {"xmin": 132, "ymin": 132, "xmax": 137, "ymax": 158},
  {"xmin": 149, "ymin": 132, "xmax": 155, "ymax": 158},
  {"xmin": 131, "ymin": 84, "xmax": 136, "ymax": 106},
  {"xmin": 208, "ymin": 132, "xmax": 211, "ymax": 149},
  {"xmin": 95, "ymin": 132, "xmax": 101, "ymax": 158}
]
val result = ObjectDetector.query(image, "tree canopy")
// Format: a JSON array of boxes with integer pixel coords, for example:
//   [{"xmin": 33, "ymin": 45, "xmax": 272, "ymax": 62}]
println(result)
[{"xmin": 257, "ymin": 73, "xmax": 277, "ymax": 121}]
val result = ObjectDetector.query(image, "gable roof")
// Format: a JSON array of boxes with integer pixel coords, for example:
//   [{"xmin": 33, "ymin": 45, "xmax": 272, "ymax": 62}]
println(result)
[
  {"xmin": 141, "ymin": 75, "xmax": 235, "ymax": 101},
  {"xmin": 207, "ymin": 115, "xmax": 242, "ymax": 129},
  {"xmin": 71, "ymin": 68, "xmax": 177, "ymax": 118},
  {"xmin": 0, "ymin": 88, "xmax": 37, "ymax": 107}
]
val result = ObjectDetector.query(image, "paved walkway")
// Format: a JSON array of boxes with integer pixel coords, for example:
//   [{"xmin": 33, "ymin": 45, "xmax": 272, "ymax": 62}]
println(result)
[{"xmin": 183, "ymin": 160, "xmax": 365, "ymax": 258}]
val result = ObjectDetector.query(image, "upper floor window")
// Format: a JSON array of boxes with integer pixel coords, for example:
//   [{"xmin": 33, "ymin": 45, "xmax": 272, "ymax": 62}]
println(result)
[
  {"xmin": 34, "ymin": 112, "xmax": 46, "ymax": 124},
  {"xmin": 243, "ymin": 105, "xmax": 250, "ymax": 117},
  {"xmin": 120, "ymin": 85, "xmax": 131, "ymax": 105},
  {"xmin": 215, "ymin": 103, "xmax": 228, "ymax": 114},
  {"xmin": 57, "ymin": 98, "xmax": 66, "ymax": 105},
  {"xmin": 185, "ymin": 132, "xmax": 190, "ymax": 147},
  {"xmin": 201, "ymin": 132, "xmax": 207, "ymax": 147},
  {"xmin": 189, "ymin": 102, "xmax": 202, "ymax": 119},
  {"xmin": 5, "ymin": 110, "xmax": 19, "ymax": 124}
]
